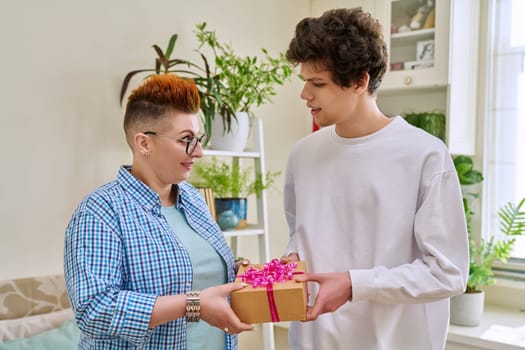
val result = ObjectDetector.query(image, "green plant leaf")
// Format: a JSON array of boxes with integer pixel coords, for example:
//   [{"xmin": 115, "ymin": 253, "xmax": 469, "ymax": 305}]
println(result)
[
  {"xmin": 119, "ymin": 69, "xmax": 156, "ymax": 105},
  {"xmin": 165, "ymin": 34, "xmax": 178, "ymax": 60}
]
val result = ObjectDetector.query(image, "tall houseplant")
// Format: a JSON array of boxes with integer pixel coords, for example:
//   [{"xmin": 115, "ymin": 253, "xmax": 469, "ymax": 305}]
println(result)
[
  {"xmin": 193, "ymin": 22, "xmax": 293, "ymax": 151},
  {"xmin": 450, "ymin": 155, "xmax": 525, "ymax": 326},
  {"xmin": 119, "ymin": 33, "xmax": 228, "ymax": 146},
  {"xmin": 194, "ymin": 22, "xmax": 293, "ymax": 125},
  {"xmin": 120, "ymin": 24, "xmax": 294, "ymax": 148}
]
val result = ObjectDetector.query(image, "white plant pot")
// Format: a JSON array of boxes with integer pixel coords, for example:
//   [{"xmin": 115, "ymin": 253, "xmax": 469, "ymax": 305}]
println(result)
[
  {"xmin": 450, "ymin": 291, "xmax": 485, "ymax": 326},
  {"xmin": 210, "ymin": 111, "xmax": 250, "ymax": 152}
]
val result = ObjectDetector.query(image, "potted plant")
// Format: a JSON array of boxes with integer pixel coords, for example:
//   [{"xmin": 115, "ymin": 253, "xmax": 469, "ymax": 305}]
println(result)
[
  {"xmin": 119, "ymin": 33, "xmax": 227, "ymax": 147},
  {"xmin": 190, "ymin": 157, "xmax": 280, "ymax": 230},
  {"xmin": 194, "ymin": 22, "xmax": 294, "ymax": 151},
  {"xmin": 450, "ymin": 155, "xmax": 525, "ymax": 326},
  {"xmin": 119, "ymin": 23, "xmax": 294, "ymax": 151}
]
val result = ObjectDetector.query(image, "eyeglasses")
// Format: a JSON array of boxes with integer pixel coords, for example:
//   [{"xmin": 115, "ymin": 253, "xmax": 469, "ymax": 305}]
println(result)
[{"xmin": 143, "ymin": 131, "xmax": 208, "ymax": 155}]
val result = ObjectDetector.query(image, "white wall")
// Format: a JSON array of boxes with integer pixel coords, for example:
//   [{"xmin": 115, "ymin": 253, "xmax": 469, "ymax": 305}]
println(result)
[{"xmin": 0, "ymin": 0, "xmax": 309, "ymax": 280}]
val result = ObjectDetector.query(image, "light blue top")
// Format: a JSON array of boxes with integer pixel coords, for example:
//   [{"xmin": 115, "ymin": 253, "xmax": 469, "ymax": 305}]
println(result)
[{"xmin": 161, "ymin": 205, "xmax": 227, "ymax": 350}]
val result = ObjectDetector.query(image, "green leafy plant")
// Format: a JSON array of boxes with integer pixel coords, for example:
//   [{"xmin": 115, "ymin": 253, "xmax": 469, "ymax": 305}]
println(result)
[
  {"xmin": 194, "ymin": 22, "xmax": 294, "ymax": 129},
  {"xmin": 403, "ymin": 111, "xmax": 446, "ymax": 142},
  {"xmin": 453, "ymin": 155, "xmax": 525, "ymax": 293},
  {"xmin": 119, "ymin": 23, "xmax": 294, "ymax": 141},
  {"xmin": 119, "ymin": 34, "xmax": 229, "ymax": 143},
  {"xmin": 190, "ymin": 157, "xmax": 280, "ymax": 198}
]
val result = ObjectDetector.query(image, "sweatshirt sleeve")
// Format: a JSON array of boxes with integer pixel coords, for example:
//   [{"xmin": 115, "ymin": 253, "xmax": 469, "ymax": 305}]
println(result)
[{"xmin": 351, "ymin": 162, "xmax": 469, "ymax": 304}]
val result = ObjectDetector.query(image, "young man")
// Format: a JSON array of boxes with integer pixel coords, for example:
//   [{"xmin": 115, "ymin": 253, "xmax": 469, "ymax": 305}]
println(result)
[{"xmin": 281, "ymin": 8, "xmax": 469, "ymax": 350}]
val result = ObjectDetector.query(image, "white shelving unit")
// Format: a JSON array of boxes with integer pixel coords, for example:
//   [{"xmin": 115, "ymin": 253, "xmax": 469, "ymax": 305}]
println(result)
[{"xmin": 203, "ymin": 118, "xmax": 275, "ymax": 350}]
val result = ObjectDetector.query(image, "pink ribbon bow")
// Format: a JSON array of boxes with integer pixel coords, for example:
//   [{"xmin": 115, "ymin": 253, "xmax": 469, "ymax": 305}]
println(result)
[{"xmin": 237, "ymin": 259, "xmax": 302, "ymax": 322}]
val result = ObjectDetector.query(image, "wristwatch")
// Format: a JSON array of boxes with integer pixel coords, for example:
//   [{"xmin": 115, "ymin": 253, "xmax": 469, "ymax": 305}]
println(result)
[{"xmin": 185, "ymin": 291, "xmax": 200, "ymax": 322}]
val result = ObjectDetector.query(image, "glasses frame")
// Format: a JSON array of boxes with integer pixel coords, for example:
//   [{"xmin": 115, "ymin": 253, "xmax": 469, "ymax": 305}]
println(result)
[{"xmin": 143, "ymin": 131, "xmax": 207, "ymax": 155}]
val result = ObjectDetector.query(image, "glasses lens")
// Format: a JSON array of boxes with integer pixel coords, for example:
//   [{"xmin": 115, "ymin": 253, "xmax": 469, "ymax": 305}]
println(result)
[{"xmin": 187, "ymin": 134, "xmax": 207, "ymax": 154}]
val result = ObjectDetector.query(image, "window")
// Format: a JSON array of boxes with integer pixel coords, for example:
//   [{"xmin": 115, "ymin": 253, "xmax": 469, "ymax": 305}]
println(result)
[{"xmin": 484, "ymin": 0, "xmax": 525, "ymax": 270}]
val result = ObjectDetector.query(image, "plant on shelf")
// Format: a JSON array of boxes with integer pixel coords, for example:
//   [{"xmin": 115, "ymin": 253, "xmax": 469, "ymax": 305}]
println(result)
[
  {"xmin": 190, "ymin": 157, "xmax": 280, "ymax": 230},
  {"xmin": 453, "ymin": 155, "xmax": 525, "ymax": 293},
  {"xmin": 119, "ymin": 23, "xmax": 294, "ymax": 143},
  {"xmin": 119, "ymin": 33, "xmax": 227, "ymax": 144},
  {"xmin": 190, "ymin": 157, "xmax": 280, "ymax": 199},
  {"xmin": 403, "ymin": 111, "xmax": 446, "ymax": 142},
  {"xmin": 194, "ymin": 22, "xmax": 294, "ymax": 131}
]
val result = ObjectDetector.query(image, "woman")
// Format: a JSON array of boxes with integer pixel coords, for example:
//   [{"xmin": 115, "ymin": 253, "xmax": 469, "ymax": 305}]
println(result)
[{"xmin": 64, "ymin": 74, "xmax": 252, "ymax": 349}]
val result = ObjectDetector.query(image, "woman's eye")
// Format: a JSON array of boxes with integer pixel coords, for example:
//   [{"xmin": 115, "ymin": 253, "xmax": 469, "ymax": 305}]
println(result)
[{"xmin": 180, "ymin": 136, "xmax": 193, "ymax": 143}]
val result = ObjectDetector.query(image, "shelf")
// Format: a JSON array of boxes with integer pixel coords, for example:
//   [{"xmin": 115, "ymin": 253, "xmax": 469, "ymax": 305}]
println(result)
[
  {"xmin": 222, "ymin": 224, "xmax": 265, "ymax": 238},
  {"xmin": 391, "ymin": 28, "xmax": 435, "ymax": 44},
  {"xmin": 203, "ymin": 149, "xmax": 261, "ymax": 158},
  {"xmin": 447, "ymin": 304, "xmax": 525, "ymax": 349}
]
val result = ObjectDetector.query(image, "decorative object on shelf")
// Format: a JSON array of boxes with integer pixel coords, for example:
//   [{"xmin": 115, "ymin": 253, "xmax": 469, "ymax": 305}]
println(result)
[
  {"xmin": 391, "ymin": 0, "xmax": 435, "ymax": 34},
  {"xmin": 450, "ymin": 155, "xmax": 525, "ymax": 326},
  {"xmin": 217, "ymin": 209, "xmax": 240, "ymax": 231},
  {"xmin": 416, "ymin": 39, "xmax": 434, "ymax": 61},
  {"xmin": 194, "ymin": 22, "xmax": 294, "ymax": 151},
  {"xmin": 119, "ymin": 24, "xmax": 294, "ymax": 149},
  {"xmin": 216, "ymin": 198, "xmax": 247, "ymax": 229},
  {"xmin": 190, "ymin": 157, "xmax": 280, "ymax": 230},
  {"xmin": 410, "ymin": 0, "xmax": 435, "ymax": 30},
  {"xmin": 403, "ymin": 111, "xmax": 446, "ymax": 142}
]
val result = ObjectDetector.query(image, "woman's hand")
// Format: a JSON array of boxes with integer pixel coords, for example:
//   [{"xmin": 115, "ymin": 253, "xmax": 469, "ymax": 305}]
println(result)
[{"xmin": 200, "ymin": 282, "xmax": 254, "ymax": 334}]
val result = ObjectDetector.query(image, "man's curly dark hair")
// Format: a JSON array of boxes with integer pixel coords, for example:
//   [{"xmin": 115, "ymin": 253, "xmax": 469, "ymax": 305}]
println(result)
[{"xmin": 286, "ymin": 8, "xmax": 388, "ymax": 94}]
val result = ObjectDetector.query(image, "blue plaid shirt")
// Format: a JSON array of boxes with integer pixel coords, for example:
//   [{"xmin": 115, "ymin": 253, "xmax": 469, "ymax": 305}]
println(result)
[{"xmin": 64, "ymin": 166, "xmax": 237, "ymax": 349}]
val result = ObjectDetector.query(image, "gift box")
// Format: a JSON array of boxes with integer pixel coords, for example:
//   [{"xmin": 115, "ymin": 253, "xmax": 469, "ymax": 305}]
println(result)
[{"xmin": 231, "ymin": 259, "xmax": 307, "ymax": 324}]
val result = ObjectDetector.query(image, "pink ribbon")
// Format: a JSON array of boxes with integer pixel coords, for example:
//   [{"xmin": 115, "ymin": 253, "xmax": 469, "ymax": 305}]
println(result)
[{"xmin": 237, "ymin": 259, "xmax": 302, "ymax": 322}]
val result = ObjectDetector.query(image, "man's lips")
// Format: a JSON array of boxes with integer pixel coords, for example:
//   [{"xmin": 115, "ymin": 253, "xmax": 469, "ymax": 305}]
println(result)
[{"xmin": 310, "ymin": 107, "xmax": 321, "ymax": 115}]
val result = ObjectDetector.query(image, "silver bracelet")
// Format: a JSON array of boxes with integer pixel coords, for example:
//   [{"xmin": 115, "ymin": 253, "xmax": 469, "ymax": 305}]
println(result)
[{"xmin": 185, "ymin": 291, "xmax": 200, "ymax": 322}]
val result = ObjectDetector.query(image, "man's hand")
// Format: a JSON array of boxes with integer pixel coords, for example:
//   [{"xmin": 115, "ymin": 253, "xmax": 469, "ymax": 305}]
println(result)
[
  {"xmin": 235, "ymin": 257, "xmax": 250, "ymax": 274},
  {"xmin": 295, "ymin": 271, "xmax": 352, "ymax": 321},
  {"xmin": 280, "ymin": 252, "xmax": 300, "ymax": 263}
]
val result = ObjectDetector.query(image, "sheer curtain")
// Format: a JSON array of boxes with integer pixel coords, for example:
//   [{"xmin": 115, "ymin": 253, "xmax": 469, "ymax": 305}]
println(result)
[{"xmin": 484, "ymin": 0, "xmax": 525, "ymax": 261}]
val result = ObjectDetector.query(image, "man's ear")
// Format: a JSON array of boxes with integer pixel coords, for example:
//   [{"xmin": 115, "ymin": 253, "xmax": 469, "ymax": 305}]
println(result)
[{"xmin": 354, "ymin": 73, "xmax": 370, "ymax": 94}]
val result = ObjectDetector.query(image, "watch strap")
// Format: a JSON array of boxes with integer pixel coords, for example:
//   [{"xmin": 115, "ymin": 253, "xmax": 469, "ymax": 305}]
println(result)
[{"xmin": 185, "ymin": 291, "xmax": 200, "ymax": 322}]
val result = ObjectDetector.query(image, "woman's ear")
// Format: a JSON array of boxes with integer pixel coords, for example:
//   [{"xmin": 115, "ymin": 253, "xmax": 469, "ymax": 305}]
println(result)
[{"xmin": 134, "ymin": 132, "xmax": 151, "ymax": 157}]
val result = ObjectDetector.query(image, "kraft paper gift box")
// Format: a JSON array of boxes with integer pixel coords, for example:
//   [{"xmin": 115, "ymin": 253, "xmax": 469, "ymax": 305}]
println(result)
[{"xmin": 231, "ymin": 260, "xmax": 307, "ymax": 324}]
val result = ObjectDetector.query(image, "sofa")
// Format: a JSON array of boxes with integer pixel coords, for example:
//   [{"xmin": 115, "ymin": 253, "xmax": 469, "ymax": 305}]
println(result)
[{"xmin": 0, "ymin": 274, "xmax": 78, "ymax": 349}]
